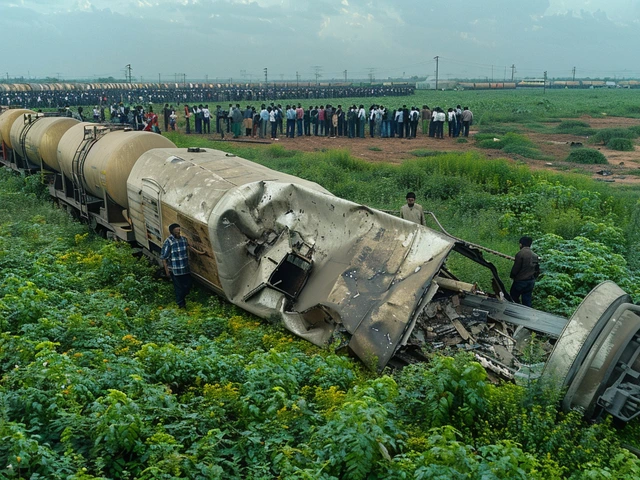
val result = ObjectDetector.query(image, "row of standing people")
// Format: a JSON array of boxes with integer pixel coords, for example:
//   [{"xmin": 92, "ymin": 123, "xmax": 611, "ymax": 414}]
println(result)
[{"xmin": 174, "ymin": 103, "xmax": 474, "ymax": 140}]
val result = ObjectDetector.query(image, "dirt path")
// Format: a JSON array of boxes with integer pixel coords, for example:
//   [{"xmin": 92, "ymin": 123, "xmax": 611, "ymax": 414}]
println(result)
[{"xmin": 220, "ymin": 116, "xmax": 640, "ymax": 186}]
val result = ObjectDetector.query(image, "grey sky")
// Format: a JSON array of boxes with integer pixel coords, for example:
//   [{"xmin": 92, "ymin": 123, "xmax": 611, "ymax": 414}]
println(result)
[{"xmin": 1, "ymin": 0, "xmax": 639, "ymax": 81}]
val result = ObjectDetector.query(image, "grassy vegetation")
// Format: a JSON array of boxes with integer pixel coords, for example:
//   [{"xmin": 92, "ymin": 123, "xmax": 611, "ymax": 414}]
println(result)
[
  {"xmin": 555, "ymin": 120, "xmax": 595, "ymax": 136},
  {"xmin": 590, "ymin": 127, "xmax": 639, "ymax": 145},
  {"xmin": 475, "ymin": 132, "xmax": 548, "ymax": 160},
  {"xmin": 2, "ymin": 167, "xmax": 640, "ymax": 479},
  {"xmin": 565, "ymin": 148, "xmax": 609, "ymax": 164},
  {"xmin": 5, "ymin": 88, "xmax": 640, "ymax": 478},
  {"xmin": 608, "ymin": 138, "xmax": 636, "ymax": 151}
]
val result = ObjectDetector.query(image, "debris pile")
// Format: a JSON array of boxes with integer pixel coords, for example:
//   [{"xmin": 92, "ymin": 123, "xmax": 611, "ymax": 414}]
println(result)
[{"xmin": 409, "ymin": 290, "xmax": 553, "ymax": 381}]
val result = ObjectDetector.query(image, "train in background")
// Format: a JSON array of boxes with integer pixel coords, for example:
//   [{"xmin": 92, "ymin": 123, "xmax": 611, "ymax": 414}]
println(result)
[
  {"xmin": 0, "ymin": 78, "xmax": 637, "ymax": 96},
  {"xmin": 1, "ymin": 106, "xmax": 640, "ymax": 424}
]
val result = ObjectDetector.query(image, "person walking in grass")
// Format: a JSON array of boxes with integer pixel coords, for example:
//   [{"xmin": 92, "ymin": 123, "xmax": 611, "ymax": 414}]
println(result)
[{"xmin": 400, "ymin": 192, "xmax": 425, "ymax": 226}]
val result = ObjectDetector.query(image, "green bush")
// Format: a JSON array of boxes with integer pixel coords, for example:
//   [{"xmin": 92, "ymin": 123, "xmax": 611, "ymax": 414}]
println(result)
[
  {"xmin": 590, "ymin": 128, "xmax": 637, "ymax": 145},
  {"xmin": 475, "ymin": 132, "xmax": 544, "ymax": 159},
  {"xmin": 565, "ymin": 148, "xmax": 608, "ymax": 164},
  {"xmin": 555, "ymin": 120, "xmax": 595, "ymax": 136},
  {"xmin": 607, "ymin": 137, "xmax": 635, "ymax": 151}
]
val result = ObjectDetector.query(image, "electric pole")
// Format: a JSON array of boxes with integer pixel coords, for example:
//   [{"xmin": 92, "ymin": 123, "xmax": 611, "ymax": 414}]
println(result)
[
  {"xmin": 434, "ymin": 56, "xmax": 439, "ymax": 90},
  {"xmin": 511, "ymin": 64, "xmax": 516, "ymax": 82},
  {"xmin": 296, "ymin": 71, "xmax": 300, "ymax": 88},
  {"xmin": 125, "ymin": 64, "xmax": 132, "ymax": 83},
  {"xmin": 344, "ymin": 70, "xmax": 347, "ymax": 82},
  {"xmin": 158, "ymin": 73, "xmax": 161, "ymax": 84},
  {"xmin": 312, "ymin": 66, "xmax": 322, "ymax": 85},
  {"xmin": 367, "ymin": 68, "xmax": 375, "ymax": 84},
  {"xmin": 543, "ymin": 71, "xmax": 547, "ymax": 94},
  {"xmin": 572, "ymin": 66, "xmax": 576, "ymax": 81}
]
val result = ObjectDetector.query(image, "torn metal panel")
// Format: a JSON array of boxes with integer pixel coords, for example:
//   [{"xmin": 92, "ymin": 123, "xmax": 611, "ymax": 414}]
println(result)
[
  {"xmin": 210, "ymin": 179, "xmax": 455, "ymax": 371},
  {"xmin": 128, "ymin": 148, "xmax": 456, "ymax": 370}
]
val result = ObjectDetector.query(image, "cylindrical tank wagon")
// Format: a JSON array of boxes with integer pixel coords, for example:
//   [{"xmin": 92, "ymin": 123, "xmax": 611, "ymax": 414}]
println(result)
[
  {"xmin": 57, "ymin": 125, "xmax": 174, "ymax": 208},
  {"xmin": 23, "ymin": 117, "xmax": 80, "ymax": 171}
]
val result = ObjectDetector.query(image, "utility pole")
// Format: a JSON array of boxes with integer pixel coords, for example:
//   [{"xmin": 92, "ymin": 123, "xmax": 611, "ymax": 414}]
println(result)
[
  {"xmin": 491, "ymin": 65, "xmax": 494, "ymax": 82},
  {"xmin": 264, "ymin": 67, "xmax": 268, "ymax": 84},
  {"xmin": 543, "ymin": 71, "xmax": 547, "ymax": 94},
  {"xmin": 343, "ymin": 70, "xmax": 347, "ymax": 82},
  {"xmin": 434, "ymin": 56, "xmax": 439, "ymax": 90},
  {"xmin": 183, "ymin": 73, "xmax": 186, "ymax": 87},
  {"xmin": 125, "ymin": 64, "xmax": 132, "ymax": 83},
  {"xmin": 296, "ymin": 71, "xmax": 300, "ymax": 88},
  {"xmin": 367, "ymin": 68, "xmax": 375, "ymax": 84},
  {"xmin": 158, "ymin": 73, "xmax": 161, "ymax": 84},
  {"xmin": 312, "ymin": 66, "xmax": 322, "ymax": 85},
  {"xmin": 572, "ymin": 66, "xmax": 576, "ymax": 81},
  {"xmin": 510, "ymin": 64, "xmax": 516, "ymax": 82}
]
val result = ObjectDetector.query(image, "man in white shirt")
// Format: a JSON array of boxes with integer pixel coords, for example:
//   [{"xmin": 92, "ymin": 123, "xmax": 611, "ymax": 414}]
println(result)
[{"xmin": 203, "ymin": 105, "xmax": 211, "ymax": 134}]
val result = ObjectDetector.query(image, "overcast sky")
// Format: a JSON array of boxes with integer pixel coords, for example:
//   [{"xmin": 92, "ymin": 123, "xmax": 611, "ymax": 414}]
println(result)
[{"xmin": 2, "ymin": 0, "xmax": 639, "ymax": 82}]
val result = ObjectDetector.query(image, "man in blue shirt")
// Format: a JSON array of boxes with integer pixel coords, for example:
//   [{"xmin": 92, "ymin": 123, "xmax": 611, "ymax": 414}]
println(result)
[{"xmin": 161, "ymin": 223, "xmax": 205, "ymax": 308}]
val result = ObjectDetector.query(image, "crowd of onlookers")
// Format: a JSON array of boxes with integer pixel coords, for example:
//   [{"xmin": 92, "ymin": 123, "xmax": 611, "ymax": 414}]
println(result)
[
  {"xmin": 0, "ymin": 85, "xmax": 415, "ymax": 108},
  {"xmin": 46, "ymin": 101, "xmax": 475, "ymax": 141},
  {"xmin": 163, "ymin": 103, "xmax": 474, "ymax": 140}
]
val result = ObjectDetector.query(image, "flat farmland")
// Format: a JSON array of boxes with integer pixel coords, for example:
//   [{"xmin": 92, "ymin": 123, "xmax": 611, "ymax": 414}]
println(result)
[{"xmin": 201, "ymin": 88, "xmax": 640, "ymax": 184}]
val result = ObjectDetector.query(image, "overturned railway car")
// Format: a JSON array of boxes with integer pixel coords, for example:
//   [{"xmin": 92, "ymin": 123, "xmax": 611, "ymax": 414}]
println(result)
[{"xmin": 1, "ymin": 107, "xmax": 640, "ymax": 423}]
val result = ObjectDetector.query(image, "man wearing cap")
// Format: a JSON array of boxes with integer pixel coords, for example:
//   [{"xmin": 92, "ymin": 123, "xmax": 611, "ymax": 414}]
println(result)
[
  {"xmin": 509, "ymin": 236, "xmax": 540, "ymax": 307},
  {"xmin": 400, "ymin": 192, "xmax": 425, "ymax": 226},
  {"xmin": 161, "ymin": 223, "xmax": 205, "ymax": 308}
]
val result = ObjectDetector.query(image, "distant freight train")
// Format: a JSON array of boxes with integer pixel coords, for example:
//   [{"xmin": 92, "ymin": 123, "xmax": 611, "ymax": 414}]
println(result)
[
  {"xmin": 1, "ymin": 106, "xmax": 639, "ymax": 424},
  {"xmin": 0, "ymin": 79, "xmax": 636, "ymax": 95}
]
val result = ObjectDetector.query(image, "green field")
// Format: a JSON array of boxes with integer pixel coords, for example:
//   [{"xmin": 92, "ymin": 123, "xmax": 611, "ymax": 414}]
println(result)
[{"xmin": 2, "ymin": 90, "xmax": 640, "ymax": 478}]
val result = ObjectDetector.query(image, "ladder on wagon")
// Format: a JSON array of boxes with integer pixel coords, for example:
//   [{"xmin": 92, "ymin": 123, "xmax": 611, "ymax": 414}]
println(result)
[{"xmin": 70, "ymin": 124, "xmax": 127, "ymax": 220}]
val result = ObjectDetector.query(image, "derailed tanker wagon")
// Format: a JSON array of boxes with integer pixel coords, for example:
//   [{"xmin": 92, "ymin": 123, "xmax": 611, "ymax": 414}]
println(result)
[{"xmin": 127, "ymin": 147, "xmax": 640, "ymax": 423}]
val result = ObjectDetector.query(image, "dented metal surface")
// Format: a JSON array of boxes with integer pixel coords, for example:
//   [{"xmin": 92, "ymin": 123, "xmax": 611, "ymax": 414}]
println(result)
[
  {"xmin": 128, "ymin": 148, "xmax": 455, "ymax": 370},
  {"xmin": 124, "ymin": 147, "xmax": 640, "ymax": 421}
]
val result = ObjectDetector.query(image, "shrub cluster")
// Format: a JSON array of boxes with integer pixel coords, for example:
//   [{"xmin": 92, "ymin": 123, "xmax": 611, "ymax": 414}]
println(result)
[
  {"xmin": 565, "ymin": 148, "xmax": 609, "ymax": 164},
  {"xmin": 475, "ymin": 132, "xmax": 546, "ymax": 159},
  {"xmin": 555, "ymin": 120, "xmax": 595, "ymax": 136},
  {"xmin": 608, "ymin": 137, "xmax": 635, "ymax": 151}
]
